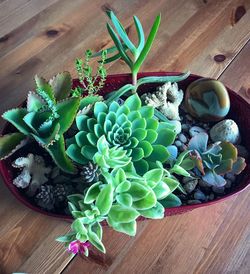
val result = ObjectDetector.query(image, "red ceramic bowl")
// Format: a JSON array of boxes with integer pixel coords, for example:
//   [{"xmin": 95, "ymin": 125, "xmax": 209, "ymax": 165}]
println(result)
[{"xmin": 0, "ymin": 72, "xmax": 249, "ymax": 220}]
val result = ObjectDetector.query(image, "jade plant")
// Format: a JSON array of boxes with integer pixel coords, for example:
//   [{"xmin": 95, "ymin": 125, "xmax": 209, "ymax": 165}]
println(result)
[
  {"xmin": 0, "ymin": 72, "xmax": 80, "ymax": 173},
  {"xmin": 186, "ymin": 132, "xmax": 246, "ymax": 187}
]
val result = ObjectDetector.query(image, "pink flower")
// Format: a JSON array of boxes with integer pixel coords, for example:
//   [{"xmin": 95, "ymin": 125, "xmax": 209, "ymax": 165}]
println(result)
[{"xmin": 68, "ymin": 240, "xmax": 91, "ymax": 255}]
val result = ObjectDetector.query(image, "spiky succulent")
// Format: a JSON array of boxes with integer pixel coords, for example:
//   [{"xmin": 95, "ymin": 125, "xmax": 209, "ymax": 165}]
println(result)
[
  {"xmin": 187, "ymin": 132, "xmax": 246, "ymax": 187},
  {"xmin": 66, "ymin": 94, "xmax": 177, "ymax": 174},
  {"xmin": 1, "ymin": 72, "xmax": 80, "ymax": 173}
]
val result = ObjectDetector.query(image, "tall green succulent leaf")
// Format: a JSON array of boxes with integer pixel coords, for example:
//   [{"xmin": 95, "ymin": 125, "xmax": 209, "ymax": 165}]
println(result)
[{"xmin": 49, "ymin": 72, "xmax": 72, "ymax": 100}]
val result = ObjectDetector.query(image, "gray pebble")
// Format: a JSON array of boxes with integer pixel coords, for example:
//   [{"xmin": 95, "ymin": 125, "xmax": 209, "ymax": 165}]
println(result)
[
  {"xmin": 212, "ymin": 186, "xmax": 225, "ymax": 194},
  {"xmin": 225, "ymin": 179, "xmax": 232, "ymax": 189},
  {"xmin": 208, "ymin": 193, "xmax": 215, "ymax": 200},
  {"xmin": 187, "ymin": 200, "xmax": 202, "ymax": 205},
  {"xmin": 189, "ymin": 126, "xmax": 206, "ymax": 137},
  {"xmin": 186, "ymin": 114, "xmax": 194, "ymax": 122},
  {"xmin": 181, "ymin": 124, "xmax": 190, "ymax": 132},
  {"xmin": 182, "ymin": 177, "xmax": 195, "ymax": 184},
  {"xmin": 183, "ymin": 179, "xmax": 198, "ymax": 193},
  {"xmin": 198, "ymin": 179, "xmax": 210, "ymax": 188},
  {"xmin": 194, "ymin": 190, "xmax": 206, "ymax": 201},
  {"xmin": 235, "ymin": 145, "xmax": 249, "ymax": 158},
  {"xmin": 175, "ymin": 140, "xmax": 182, "ymax": 147},
  {"xmin": 178, "ymin": 133, "xmax": 188, "ymax": 143},
  {"xmin": 225, "ymin": 173, "xmax": 236, "ymax": 182}
]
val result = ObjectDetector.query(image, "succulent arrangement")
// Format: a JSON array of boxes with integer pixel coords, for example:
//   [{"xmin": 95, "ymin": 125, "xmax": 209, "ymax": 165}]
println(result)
[{"xmin": 0, "ymin": 11, "xmax": 248, "ymax": 257}]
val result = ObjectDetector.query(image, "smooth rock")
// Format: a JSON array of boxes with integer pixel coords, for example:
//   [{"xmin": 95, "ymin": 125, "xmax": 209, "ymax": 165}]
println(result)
[
  {"xmin": 225, "ymin": 172, "xmax": 236, "ymax": 182},
  {"xmin": 210, "ymin": 119, "xmax": 240, "ymax": 144},
  {"xmin": 187, "ymin": 199, "xmax": 202, "ymax": 205},
  {"xmin": 185, "ymin": 78, "xmax": 230, "ymax": 122},
  {"xmin": 175, "ymin": 140, "xmax": 182, "ymax": 147},
  {"xmin": 178, "ymin": 133, "xmax": 188, "ymax": 143},
  {"xmin": 189, "ymin": 126, "xmax": 206, "ymax": 137},
  {"xmin": 225, "ymin": 179, "xmax": 232, "ymax": 189},
  {"xmin": 208, "ymin": 193, "xmax": 215, "ymax": 200},
  {"xmin": 181, "ymin": 124, "xmax": 190, "ymax": 132},
  {"xmin": 236, "ymin": 145, "xmax": 249, "ymax": 158},
  {"xmin": 212, "ymin": 186, "xmax": 225, "ymax": 194},
  {"xmin": 194, "ymin": 189, "xmax": 206, "ymax": 201},
  {"xmin": 183, "ymin": 179, "xmax": 198, "ymax": 193}
]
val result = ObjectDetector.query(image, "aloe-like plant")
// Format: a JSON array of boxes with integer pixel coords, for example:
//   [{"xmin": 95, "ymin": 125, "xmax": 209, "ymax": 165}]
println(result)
[
  {"xmin": 187, "ymin": 132, "xmax": 246, "ymax": 187},
  {"xmin": 66, "ymin": 94, "xmax": 179, "ymax": 175},
  {"xmin": 1, "ymin": 72, "xmax": 80, "ymax": 173}
]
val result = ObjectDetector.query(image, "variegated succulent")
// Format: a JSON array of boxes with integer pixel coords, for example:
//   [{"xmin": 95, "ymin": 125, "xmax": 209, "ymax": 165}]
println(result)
[
  {"xmin": 1, "ymin": 72, "xmax": 80, "ymax": 173},
  {"xmin": 66, "ymin": 94, "xmax": 177, "ymax": 174},
  {"xmin": 187, "ymin": 132, "xmax": 246, "ymax": 187}
]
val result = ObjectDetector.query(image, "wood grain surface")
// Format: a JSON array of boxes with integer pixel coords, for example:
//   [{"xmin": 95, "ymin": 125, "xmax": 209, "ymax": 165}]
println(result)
[{"xmin": 0, "ymin": 0, "xmax": 249, "ymax": 273}]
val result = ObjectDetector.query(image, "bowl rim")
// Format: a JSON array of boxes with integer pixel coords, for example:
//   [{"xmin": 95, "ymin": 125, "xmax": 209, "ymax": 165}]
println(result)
[{"xmin": 0, "ymin": 72, "xmax": 249, "ymax": 219}]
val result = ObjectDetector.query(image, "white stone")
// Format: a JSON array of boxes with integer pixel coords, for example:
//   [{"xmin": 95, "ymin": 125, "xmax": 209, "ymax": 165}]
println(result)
[{"xmin": 209, "ymin": 119, "xmax": 240, "ymax": 144}]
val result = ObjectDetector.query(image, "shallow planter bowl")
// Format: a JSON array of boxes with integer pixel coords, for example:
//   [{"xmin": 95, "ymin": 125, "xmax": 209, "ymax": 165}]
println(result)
[{"xmin": 0, "ymin": 72, "xmax": 249, "ymax": 220}]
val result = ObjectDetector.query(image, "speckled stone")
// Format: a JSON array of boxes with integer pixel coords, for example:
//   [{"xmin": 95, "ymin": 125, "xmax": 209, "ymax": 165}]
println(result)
[
  {"xmin": 194, "ymin": 189, "xmax": 206, "ymax": 201},
  {"xmin": 209, "ymin": 119, "xmax": 240, "ymax": 144},
  {"xmin": 189, "ymin": 126, "xmax": 206, "ymax": 137},
  {"xmin": 185, "ymin": 78, "xmax": 230, "ymax": 122}
]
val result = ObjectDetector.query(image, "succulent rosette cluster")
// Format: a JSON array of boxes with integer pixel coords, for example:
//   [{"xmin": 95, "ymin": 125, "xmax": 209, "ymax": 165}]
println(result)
[{"xmin": 66, "ymin": 94, "xmax": 176, "ymax": 174}]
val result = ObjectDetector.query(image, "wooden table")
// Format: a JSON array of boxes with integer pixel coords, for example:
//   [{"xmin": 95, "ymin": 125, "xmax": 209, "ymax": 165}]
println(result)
[{"xmin": 0, "ymin": 1, "xmax": 250, "ymax": 273}]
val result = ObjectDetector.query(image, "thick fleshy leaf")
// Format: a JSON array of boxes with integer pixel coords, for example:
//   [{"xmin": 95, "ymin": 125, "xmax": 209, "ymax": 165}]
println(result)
[
  {"xmin": 84, "ymin": 182, "xmax": 101, "ymax": 204},
  {"xmin": 117, "ymin": 193, "xmax": 133, "ymax": 207},
  {"xmin": 188, "ymin": 132, "xmax": 208, "ymax": 153},
  {"xmin": 202, "ymin": 171, "xmax": 226, "ymax": 187},
  {"xmin": 132, "ymin": 190, "xmax": 157, "ymax": 210},
  {"xmin": 144, "ymin": 168, "xmax": 163, "ymax": 184},
  {"xmin": 80, "ymin": 95, "xmax": 103, "ymax": 110},
  {"xmin": 132, "ymin": 128, "xmax": 147, "ymax": 141},
  {"xmin": 35, "ymin": 75, "xmax": 55, "ymax": 102},
  {"xmin": 109, "ymin": 101, "xmax": 120, "ymax": 112},
  {"xmin": 66, "ymin": 143, "xmax": 88, "ymax": 164},
  {"xmin": 214, "ymin": 159, "xmax": 233, "ymax": 175},
  {"xmin": 145, "ymin": 129, "xmax": 158, "ymax": 143},
  {"xmin": 116, "ymin": 180, "xmax": 131, "ymax": 193},
  {"xmin": 47, "ymin": 136, "xmax": 76, "ymax": 173},
  {"xmin": 2, "ymin": 108, "xmax": 30, "ymax": 135},
  {"xmin": 220, "ymin": 142, "xmax": 237, "ymax": 162},
  {"xmin": 138, "ymin": 140, "xmax": 153, "ymax": 157},
  {"xmin": 139, "ymin": 202, "xmax": 164, "ymax": 219},
  {"xmin": 155, "ymin": 128, "xmax": 176, "ymax": 147},
  {"xmin": 49, "ymin": 72, "xmax": 72, "ymax": 100},
  {"xmin": 94, "ymin": 102, "xmax": 108, "ymax": 117},
  {"xmin": 124, "ymin": 94, "xmax": 141, "ymax": 111},
  {"xmin": 108, "ymin": 205, "xmax": 140, "ymax": 223},
  {"xmin": 81, "ymin": 145, "xmax": 97, "ymax": 160},
  {"xmin": 75, "ymin": 131, "xmax": 88, "ymax": 147},
  {"xmin": 133, "ymin": 159, "xmax": 149, "ymax": 175},
  {"xmin": 160, "ymin": 193, "xmax": 182, "ymax": 208},
  {"xmin": 96, "ymin": 183, "xmax": 113, "ymax": 215},
  {"xmin": 132, "ymin": 118, "xmax": 146, "ymax": 130},
  {"xmin": 139, "ymin": 106, "xmax": 154, "ymax": 118},
  {"xmin": 71, "ymin": 219, "xmax": 87, "ymax": 235},
  {"xmin": 170, "ymin": 165, "xmax": 190, "ymax": 177},
  {"xmin": 91, "ymin": 222, "xmax": 103, "ymax": 240},
  {"xmin": 146, "ymin": 145, "xmax": 170, "ymax": 163},
  {"xmin": 163, "ymin": 177, "xmax": 180, "ymax": 192},
  {"xmin": 27, "ymin": 92, "xmax": 45, "ymax": 112},
  {"xmin": 0, "ymin": 133, "xmax": 27, "ymax": 160},
  {"xmin": 146, "ymin": 118, "xmax": 158, "ymax": 131},
  {"xmin": 55, "ymin": 97, "xmax": 80, "ymax": 134},
  {"xmin": 131, "ymin": 147, "xmax": 144, "ymax": 161},
  {"xmin": 127, "ymin": 111, "xmax": 141, "ymax": 121},
  {"xmin": 110, "ymin": 220, "xmax": 137, "ymax": 236},
  {"xmin": 88, "ymin": 229, "xmax": 106, "ymax": 253},
  {"xmin": 76, "ymin": 114, "xmax": 89, "ymax": 131},
  {"xmin": 87, "ymin": 133, "xmax": 98, "ymax": 146},
  {"xmin": 231, "ymin": 157, "xmax": 246, "ymax": 175},
  {"xmin": 87, "ymin": 118, "xmax": 96, "ymax": 132},
  {"xmin": 153, "ymin": 181, "xmax": 171, "ymax": 200}
]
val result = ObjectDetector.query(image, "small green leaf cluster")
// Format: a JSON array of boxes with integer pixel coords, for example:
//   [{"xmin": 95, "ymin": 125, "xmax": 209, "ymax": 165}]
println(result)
[
  {"xmin": 72, "ymin": 49, "xmax": 107, "ymax": 97},
  {"xmin": 187, "ymin": 132, "xmax": 246, "ymax": 187},
  {"xmin": 1, "ymin": 72, "xmax": 80, "ymax": 173}
]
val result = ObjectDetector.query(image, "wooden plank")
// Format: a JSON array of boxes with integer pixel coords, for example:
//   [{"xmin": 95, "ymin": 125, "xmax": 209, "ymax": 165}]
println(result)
[{"xmin": 0, "ymin": 0, "xmax": 249, "ymax": 273}]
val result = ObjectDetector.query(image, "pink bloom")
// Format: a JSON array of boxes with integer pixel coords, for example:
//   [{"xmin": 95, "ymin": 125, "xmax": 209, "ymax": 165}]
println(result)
[{"xmin": 68, "ymin": 240, "xmax": 91, "ymax": 254}]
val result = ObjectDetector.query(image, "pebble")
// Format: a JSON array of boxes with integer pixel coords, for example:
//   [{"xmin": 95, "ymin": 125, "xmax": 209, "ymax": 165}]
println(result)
[
  {"xmin": 181, "ymin": 124, "xmax": 190, "ymax": 132},
  {"xmin": 187, "ymin": 200, "xmax": 202, "ymax": 205},
  {"xmin": 178, "ymin": 133, "xmax": 188, "ymax": 143},
  {"xmin": 208, "ymin": 193, "xmax": 215, "ymax": 201},
  {"xmin": 209, "ymin": 119, "xmax": 240, "ymax": 144},
  {"xmin": 236, "ymin": 145, "xmax": 249, "ymax": 158},
  {"xmin": 183, "ymin": 179, "xmax": 198, "ymax": 193},
  {"xmin": 212, "ymin": 186, "xmax": 225, "ymax": 194},
  {"xmin": 189, "ymin": 126, "xmax": 206, "ymax": 137},
  {"xmin": 225, "ymin": 173, "xmax": 236, "ymax": 182},
  {"xmin": 194, "ymin": 189, "xmax": 207, "ymax": 201},
  {"xmin": 225, "ymin": 179, "xmax": 232, "ymax": 189},
  {"xmin": 175, "ymin": 140, "xmax": 182, "ymax": 147},
  {"xmin": 198, "ymin": 179, "xmax": 210, "ymax": 188}
]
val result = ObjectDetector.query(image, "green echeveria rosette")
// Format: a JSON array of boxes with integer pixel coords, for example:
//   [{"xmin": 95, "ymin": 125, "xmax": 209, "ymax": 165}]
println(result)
[{"xmin": 66, "ymin": 94, "xmax": 177, "ymax": 174}]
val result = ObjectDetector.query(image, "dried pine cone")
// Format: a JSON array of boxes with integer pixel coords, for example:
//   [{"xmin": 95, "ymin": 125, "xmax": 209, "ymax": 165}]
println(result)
[
  {"xmin": 53, "ymin": 184, "xmax": 74, "ymax": 205},
  {"xmin": 81, "ymin": 162, "xmax": 99, "ymax": 184},
  {"xmin": 35, "ymin": 185, "xmax": 55, "ymax": 210}
]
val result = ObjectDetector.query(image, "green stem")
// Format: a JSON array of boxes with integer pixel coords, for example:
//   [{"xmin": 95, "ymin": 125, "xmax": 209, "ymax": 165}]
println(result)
[{"xmin": 132, "ymin": 72, "xmax": 137, "ymax": 91}]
